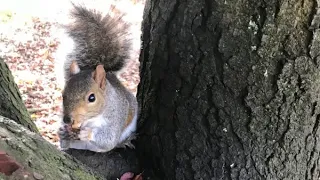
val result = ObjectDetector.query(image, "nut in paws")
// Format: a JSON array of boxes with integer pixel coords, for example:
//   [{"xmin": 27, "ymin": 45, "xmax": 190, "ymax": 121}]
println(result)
[
  {"xmin": 58, "ymin": 126, "xmax": 71, "ymax": 139},
  {"xmin": 58, "ymin": 125, "xmax": 80, "ymax": 140},
  {"xmin": 78, "ymin": 127, "xmax": 93, "ymax": 141}
]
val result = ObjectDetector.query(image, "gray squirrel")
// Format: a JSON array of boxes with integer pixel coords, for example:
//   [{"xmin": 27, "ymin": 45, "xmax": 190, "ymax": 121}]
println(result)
[{"xmin": 57, "ymin": 3, "xmax": 138, "ymax": 153}]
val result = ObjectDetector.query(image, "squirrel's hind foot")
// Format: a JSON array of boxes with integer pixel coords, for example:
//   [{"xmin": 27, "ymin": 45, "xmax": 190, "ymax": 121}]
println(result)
[{"xmin": 116, "ymin": 133, "xmax": 137, "ymax": 149}]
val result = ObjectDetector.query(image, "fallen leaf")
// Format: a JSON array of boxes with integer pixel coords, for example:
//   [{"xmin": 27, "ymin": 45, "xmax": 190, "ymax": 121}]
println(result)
[
  {"xmin": 133, "ymin": 172, "xmax": 143, "ymax": 180},
  {"xmin": 120, "ymin": 172, "xmax": 134, "ymax": 180},
  {"xmin": 0, "ymin": 151, "xmax": 21, "ymax": 175}
]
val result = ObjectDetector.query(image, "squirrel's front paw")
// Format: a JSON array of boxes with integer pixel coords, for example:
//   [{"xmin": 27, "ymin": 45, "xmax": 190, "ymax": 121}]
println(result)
[
  {"xmin": 79, "ymin": 127, "xmax": 93, "ymax": 141},
  {"xmin": 59, "ymin": 139, "xmax": 70, "ymax": 150},
  {"xmin": 58, "ymin": 125, "xmax": 71, "ymax": 139},
  {"xmin": 58, "ymin": 125, "xmax": 80, "ymax": 140}
]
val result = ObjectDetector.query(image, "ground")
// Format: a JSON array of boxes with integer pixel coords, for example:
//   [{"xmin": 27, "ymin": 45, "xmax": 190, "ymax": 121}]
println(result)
[{"xmin": 0, "ymin": 0, "xmax": 143, "ymax": 148}]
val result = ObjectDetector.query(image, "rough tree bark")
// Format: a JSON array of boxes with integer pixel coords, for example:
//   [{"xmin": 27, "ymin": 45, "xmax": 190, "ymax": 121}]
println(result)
[
  {"xmin": 0, "ymin": 115, "xmax": 140, "ymax": 180},
  {"xmin": 0, "ymin": 60, "xmax": 37, "ymax": 132},
  {"xmin": 0, "ymin": 117, "xmax": 102, "ymax": 180},
  {"xmin": 0, "ymin": 60, "xmax": 140, "ymax": 179},
  {"xmin": 137, "ymin": 0, "xmax": 320, "ymax": 179}
]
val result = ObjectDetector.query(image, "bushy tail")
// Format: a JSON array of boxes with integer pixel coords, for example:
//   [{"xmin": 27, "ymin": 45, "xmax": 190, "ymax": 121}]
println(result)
[{"xmin": 64, "ymin": 3, "xmax": 132, "ymax": 73}]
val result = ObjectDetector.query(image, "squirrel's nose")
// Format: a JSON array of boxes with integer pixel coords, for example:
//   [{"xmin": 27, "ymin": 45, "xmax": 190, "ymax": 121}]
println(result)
[{"xmin": 63, "ymin": 116, "xmax": 72, "ymax": 124}]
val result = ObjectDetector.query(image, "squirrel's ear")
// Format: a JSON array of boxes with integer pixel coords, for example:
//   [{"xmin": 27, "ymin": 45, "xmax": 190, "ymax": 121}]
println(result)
[
  {"xmin": 93, "ymin": 65, "xmax": 106, "ymax": 90},
  {"xmin": 70, "ymin": 60, "xmax": 80, "ymax": 75}
]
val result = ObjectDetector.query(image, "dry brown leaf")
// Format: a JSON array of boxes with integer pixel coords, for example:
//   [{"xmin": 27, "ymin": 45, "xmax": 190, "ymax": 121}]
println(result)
[{"xmin": 133, "ymin": 172, "xmax": 143, "ymax": 180}]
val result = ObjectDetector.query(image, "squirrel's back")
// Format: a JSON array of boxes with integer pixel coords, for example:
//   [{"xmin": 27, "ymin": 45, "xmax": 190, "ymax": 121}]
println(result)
[{"xmin": 63, "ymin": 4, "xmax": 132, "ymax": 78}]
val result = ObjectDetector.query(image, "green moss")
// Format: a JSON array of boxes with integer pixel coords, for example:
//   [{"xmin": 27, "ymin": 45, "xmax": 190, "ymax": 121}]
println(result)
[
  {"xmin": 0, "ymin": 118, "xmax": 102, "ymax": 180},
  {"xmin": 73, "ymin": 169, "xmax": 99, "ymax": 180},
  {"xmin": 0, "ymin": 173, "xmax": 6, "ymax": 180}
]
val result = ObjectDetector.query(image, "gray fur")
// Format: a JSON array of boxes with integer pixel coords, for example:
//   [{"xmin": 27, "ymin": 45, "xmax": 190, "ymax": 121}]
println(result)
[
  {"xmin": 64, "ymin": 3, "xmax": 132, "ymax": 79},
  {"xmin": 87, "ymin": 73, "xmax": 138, "ymax": 151},
  {"xmin": 61, "ymin": 72, "xmax": 138, "ymax": 152},
  {"xmin": 62, "ymin": 70, "xmax": 93, "ymax": 115}
]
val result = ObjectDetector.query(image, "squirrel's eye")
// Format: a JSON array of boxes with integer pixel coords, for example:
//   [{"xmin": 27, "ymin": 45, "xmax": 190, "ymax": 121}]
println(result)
[{"xmin": 88, "ymin": 93, "xmax": 95, "ymax": 103}]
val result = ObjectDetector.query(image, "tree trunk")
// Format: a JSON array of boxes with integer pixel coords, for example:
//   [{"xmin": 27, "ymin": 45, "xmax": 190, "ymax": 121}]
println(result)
[
  {"xmin": 137, "ymin": 0, "xmax": 320, "ymax": 179},
  {"xmin": 0, "ymin": 60, "xmax": 38, "ymax": 132}
]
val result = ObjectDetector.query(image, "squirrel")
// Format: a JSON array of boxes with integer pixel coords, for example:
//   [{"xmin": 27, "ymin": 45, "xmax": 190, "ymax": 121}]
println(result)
[{"xmin": 57, "ymin": 3, "xmax": 138, "ymax": 153}]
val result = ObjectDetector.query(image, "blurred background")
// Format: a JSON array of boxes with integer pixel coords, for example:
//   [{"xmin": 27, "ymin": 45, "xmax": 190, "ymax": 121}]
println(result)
[{"xmin": 0, "ymin": 0, "xmax": 144, "ymax": 147}]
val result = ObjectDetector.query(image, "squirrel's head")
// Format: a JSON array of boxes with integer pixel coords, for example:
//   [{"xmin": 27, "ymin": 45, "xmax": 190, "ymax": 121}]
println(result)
[{"xmin": 62, "ymin": 61, "xmax": 107, "ymax": 129}]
